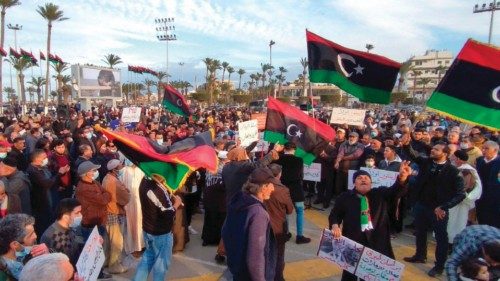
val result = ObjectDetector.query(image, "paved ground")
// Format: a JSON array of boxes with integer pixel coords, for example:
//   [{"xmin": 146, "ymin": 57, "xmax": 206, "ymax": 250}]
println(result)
[{"xmin": 112, "ymin": 203, "xmax": 444, "ymax": 281}]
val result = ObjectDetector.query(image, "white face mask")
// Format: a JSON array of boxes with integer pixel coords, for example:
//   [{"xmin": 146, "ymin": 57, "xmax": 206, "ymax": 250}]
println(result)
[
  {"xmin": 157, "ymin": 139, "xmax": 163, "ymax": 145},
  {"xmin": 92, "ymin": 170, "xmax": 99, "ymax": 180},
  {"xmin": 460, "ymin": 143, "xmax": 469, "ymax": 149},
  {"xmin": 19, "ymin": 129, "xmax": 26, "ymax": 136},
  {"xmin": 41, "ymin": 158, "xmax": 49, "ymax": 167},
  {"xmin": 365, "ymin": 160, "xmax": 375, "ymax": 168},
  {"xmin": 0, "ymin": 152, "xmax": 6, "ymax": 159},
  {"xmin": 86, "ymin": 132, "xmax": 93, "ymax": 139}
]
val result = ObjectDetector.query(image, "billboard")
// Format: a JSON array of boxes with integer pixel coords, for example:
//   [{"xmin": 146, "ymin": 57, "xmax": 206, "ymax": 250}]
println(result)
[{"xmin": 72, "ymin": 65, "xmax": 122, "ymax": 99}]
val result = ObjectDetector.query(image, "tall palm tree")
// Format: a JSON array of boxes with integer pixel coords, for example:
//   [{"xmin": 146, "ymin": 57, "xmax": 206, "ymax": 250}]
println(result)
[
  {"xmin": 365, "ymin": 44, "xmax": 374, "ymax": 53},
  {"xmin": 300, "ymin": 57, "xmax": 308, "ymax": 97},
  {"xmin": 207, "ymin": 59, "xmax": 221, "ymax": 104},
  {"xmin": 221, "ymin": 61, "xmax": 229, "ymax": 85},
  {"xmin": 3, "ymin": 86, "xmax": 15, "ymax": 104},
  {"xmin": 102, "ymin": 54, "xmax": 122, "ymax": 69},
  {"xmin": 51, "ymin": 61, "xmax": 69, "ymax": 104},
  {"xmin": 9, "ymin": 56, "xmax": 32, "ymax": 104},
  {"xmin": 28, "ymin": 76, "xmax": 46, "ymax": 104},
  {"xmin": 156, "ymin": 71, "xmax": 168, "ymax": 101},
  {"xmin": 37, "ymin": 2, "xmax": 68, "ymax": 105},
  {"xmin": 411, "ymin": 69, "xmax": 422, "ymax": 100},
  {"xmin": 202, "ymin": 57, "xmax": 213, "ymax": 89},
  {"xmin": 435, "ymin": 65, "xmax": 447, "ymax": 84},
  {"xmin": 227, "ymin": 66, "xmax": 235, "ymax": 91},
  {"xmin": 397, "ymin": 60, "xmax": 412, "ymax": 92},
  {"xmin": 419, "ymin": 77, "xmax": 432, "ymax": 101},
  {"xmin": 0, "ymin": 0, "xmax": 20, "ymax": 111},
  {"xmin": 237, "ymin": 68, "xmax": 245, "ymax": 90},
  {"xmin": 144, "ymin": 79, "xmax": 154, "ymax": 102},
  {"xmin": 276, "ymin": 66, "xmax": 287, "ymax": 97},
  {"xmin": 27, "ymin": 86, "xmax": 35, "ymax": 103}
]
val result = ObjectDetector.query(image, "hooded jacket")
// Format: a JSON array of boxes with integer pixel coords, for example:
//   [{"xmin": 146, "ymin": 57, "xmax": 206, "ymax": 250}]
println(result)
[{"xmin": 222, "ymin": 191, "xmax": 276, "ymax": 281}]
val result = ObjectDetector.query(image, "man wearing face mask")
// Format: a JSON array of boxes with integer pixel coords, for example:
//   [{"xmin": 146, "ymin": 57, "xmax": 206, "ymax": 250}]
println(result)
[
  {"xmin": 334, "ymin": 132, "xmax": 365, "ymax": 196},
  {"xmin": 40, "ymin": 198, "xmax": 83, "ymax": 266},
  {"xmin": 0, "ymin": 214, "xmax": 50, "ymax": 280},
  {"xmin": 460, "ymin": 136, "xmax": 483, "ymax": 167},
  {"xmin": 7, "ymin": 137, "xmax": 28, "ymax": 172},
  {"xmin": 27, "ymin": 149, "xmax": 70, "ymax": 236},
  {"xmin": 102, "ymin": 159, "xmax": 130, "ymax": 274},
  {"xmin": 329, "ymin": 163, "xmax": 411, "ymax": 281}
]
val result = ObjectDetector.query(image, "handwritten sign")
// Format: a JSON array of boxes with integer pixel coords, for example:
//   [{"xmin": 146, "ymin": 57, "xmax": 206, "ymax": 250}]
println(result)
[
  {"xmin": 251, "ymin": 132, "xmax": 270, "ymax": 153},
  {"xmin": 238, "ymin": 120, "xmax": 259, "ymax": 147},
  {"xmin": 356, "ymin": 247, "xmax": 405, "ymax": 281},
  {"xmin": 330, "ymin": 108, "xmax": 366, "ymax": 126},
  {"xmin": 251, "ymin": 113, "xmax": 267, "ymax": 130},
  {"xmin": 76, "ymin": 227, "xmax": 105, "ymax": 281},
  {"xmin": 348, "ymin": 167, "xmax": 399, "ymax": 190},
  {"xmin": 317, "ymin": 229, "xmax": 404, "ymax": 281},
  {"xmin": 121, "ymin": 107, "xmax": 142, "ymax": 123},
  {"xmin": 304, "ymin": 163, "xmax": 321, "ymax": 182}
]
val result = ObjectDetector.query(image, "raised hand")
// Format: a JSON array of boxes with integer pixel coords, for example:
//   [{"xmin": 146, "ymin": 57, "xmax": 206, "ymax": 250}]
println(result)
[{"xmin": 398, "ymin": 160, "xmax": 412, "ymax": 182}]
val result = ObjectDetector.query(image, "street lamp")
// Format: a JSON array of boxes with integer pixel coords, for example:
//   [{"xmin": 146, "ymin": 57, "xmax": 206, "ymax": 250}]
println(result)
[
  {"xmin": 155, "ymin": 17, "xmax": 177, "ymax": 84},
  {"xmin": 7, "ymin": 24, "xmax": 22, "ymax": 51},
  {"xmin": 473, "ymin": 1, "xmax": 500, "ymax": 44},
  {"xmin": 269, "ymin": 40, "xmax": 275, "ymax": 66}
]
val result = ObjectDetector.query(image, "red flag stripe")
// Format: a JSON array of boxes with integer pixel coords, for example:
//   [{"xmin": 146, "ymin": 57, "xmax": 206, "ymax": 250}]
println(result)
[{"xmin": 456, "ymin": 39, "xmax": 500, "ymax": 71}]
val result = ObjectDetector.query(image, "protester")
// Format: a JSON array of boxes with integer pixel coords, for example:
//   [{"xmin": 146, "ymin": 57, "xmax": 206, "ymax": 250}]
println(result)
[
  {"xmin": 222, "ymin": 167, "xmax": 278, "ymax": 281},
  {"xmin": 122, "ymin": 158, "xmax": 145, "ymax": 255},
  {"xmin": 401, "ymin": 134, "xmax": 465, "ymax": 277},
  {"xmin": 7, "ymin": 137, "xmax": 28, "ymax": 172},
  {"xmin": 459, "ymin": 258, "xmax": 490, "ymax": 281},
  {"xmin": 102, "ymin": 159, "xmax": 130, "ymax": 273},
  {"xmin": 475, "ymin": 141, "xmax": 500, "ymax": 228},
  {"xmin": 329, "ymin": 162, "xmax": 411, "ymax": 281},
  {"xmin": 315, "ymin": 138, "xmax": 336, "ymax": 208},
  {"xmin": 0, "ymin": 180, "xmax": 21, "ymax": 218},
  {"xmin": 133, "ymin": 177, "xmax": 182, "ymax": 281},
  {"xmin": 334, "ymin": 131, "xmax": 364, "ymax": 195},
  {"xmin": 19, "ymin": 253, "xmax": 80, "ymax": 281}
]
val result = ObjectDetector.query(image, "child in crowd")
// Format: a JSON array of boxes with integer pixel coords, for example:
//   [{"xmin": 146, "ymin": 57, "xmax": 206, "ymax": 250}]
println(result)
[{"xmin": 460, "ymin": 258, "xmax": 490, "ymax": 281}]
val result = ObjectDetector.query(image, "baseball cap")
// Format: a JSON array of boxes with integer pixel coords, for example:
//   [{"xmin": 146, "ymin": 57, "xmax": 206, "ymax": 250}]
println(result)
[
  {"xmin": 77, "ymin": 161, "xmax": 101, "ymax": 176},
  {"xmin": 107, "ymin": 159, "xmax": 122, "ymax": 171}
]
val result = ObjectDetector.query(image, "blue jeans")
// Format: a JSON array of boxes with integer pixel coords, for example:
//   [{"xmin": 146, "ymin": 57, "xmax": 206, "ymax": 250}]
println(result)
[
  {"xmin": 133, "ymin": 232, "xmax": 173, "ymax": 281},
  {"xmin": 294, "ymin": 202, "xmax": 305, "ymax": 237}
]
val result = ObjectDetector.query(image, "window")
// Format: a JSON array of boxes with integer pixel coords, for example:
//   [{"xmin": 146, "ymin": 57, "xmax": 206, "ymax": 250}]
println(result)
[
  {"xmin": 445, "ymin": 60, "xmax": 450, "ymax": 64},
  {"xmin": 438, "ymin": 61, "xmax": 442, "ymax": 64}
]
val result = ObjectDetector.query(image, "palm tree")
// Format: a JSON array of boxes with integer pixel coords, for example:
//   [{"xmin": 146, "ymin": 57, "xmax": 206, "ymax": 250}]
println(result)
[
  {"xmin": 249, "ymin": 73, "xmax": 257, "ymax": 92},
  {"xmin": 51, "ymin": 61, "xmax": 69, "ymax": 104},
  {"xmin": 411, "ymin": 69, "xmax": 422, "ymax": 100},
  {"xmin": 37, "ymin": 2, "xmax": 68, "ymax": 105},
  {"xmin": 276, "ymin": 66, "xmax": 287, "ymax": 97},
  {"xmin": 227, "ymin": 66, "xmax": 235, "ymax": 88},
  {"xmin": 102, "ymin": 54, "xmax": 122, "ymax": 69},
  {"xmin": 207, "ymin": 59, "xmax": 221, "ymax": 104},
  {"xmin": 365, "ymin": 44, "xmax": 374, "ymax": 53},
  {"xmin": 435, "ymin": 65, "xmax": 447, "ymax": 84},
  {"xmin": 3, "ymin": 86, "xmax": 15, "ymax": 104},
  {"xmin": 0, "ymin": 0, "xmax": 20, "ymax": 111},
  {"xmin": 418, "ymin": 77, "xmax": 432, "ymax": 101},
  {"xmin": 237, "ymin": 68, "xmax": 245, "ymax": 90},
  {"xmin": 202, "ymin": 57, "xmax": 213, "ymax": 89},
  {"xmin": 8, "ymin": 56, "xmax": 32, "ymax": 104},
  {"xmin": 144, "ymin": 79, "xmax": 154, "ymax": 102},
  {"xmin": 28, "ymin": 76, "xmax": 46, "ymax": 104},
  {"xmin": 397, "ymin": 60, "xmax": 412, "ymax": 92},
  {"xmin": 27, "ymin": 86, "xmax": 35, "ymax": 103},
  {"xmin": 221, "ymin": 61, "xmax": 229, "ymax": 84},
  {"xmin": 156, "ymin": 71, "xmax": 168, "ymax": 102},
  {"xmin": 300, "ymin": 57, "xmax": 308, "ymax": 97}
]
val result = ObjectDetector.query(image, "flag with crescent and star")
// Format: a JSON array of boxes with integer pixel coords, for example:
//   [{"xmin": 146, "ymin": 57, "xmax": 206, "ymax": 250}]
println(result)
[
  {"xmin": 162, "ymin": 84, "xmax": 191, "ymax": 117},
  {"xmin": 96, "ymin": 126, "xmax": 218, "ymax": 192},
  {"xmin": 426, "ymin": 39, "xmax": 500, "ymax": 130},
  {"xmin": 306, "ymin": 30, "xmax": 401, "ymax": 104},
  {"xmin": 264, "ymin": 97, "xmax": 335, "ymax": 165}
]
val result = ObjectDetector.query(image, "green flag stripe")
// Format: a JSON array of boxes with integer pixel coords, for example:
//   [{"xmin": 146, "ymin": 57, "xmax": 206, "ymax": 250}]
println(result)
[
  {"xmin": 427, "ymin": 91, "xmax": 500, "ymax": 130},
  {"xmin": 138, "ymin": 161, "xmax": 191, "ymax": 191},
  {"xmin": 309, "ymin": 69, "xmax": 391, "ymax": 104},
  {"xmin": 263, "ymin": 130, "xmax": 316, "ymax": 165},
  {"xmin": 162, "ymin": 100, "xmax": 188, "ymax": 117}
]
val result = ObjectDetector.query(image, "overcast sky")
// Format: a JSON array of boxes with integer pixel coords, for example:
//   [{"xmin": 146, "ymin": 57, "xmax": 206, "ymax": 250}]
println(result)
[{"xmin": 2, "ymin": 0, "xmax": 498, "ymax": 90}]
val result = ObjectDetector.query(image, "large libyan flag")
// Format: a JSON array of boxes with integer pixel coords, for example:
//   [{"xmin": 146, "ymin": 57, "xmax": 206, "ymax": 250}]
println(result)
[
  {"xmin": 264, "ymin": 97, "xmax": 335, "ymax": 165},
  {"xmin": 307, "ymin": 30, "xmax": 401, "ymax": 104},
  {"xmin": 98, "ymin": 126, "xmax": 217, "ymax": 191},
  {"xmin": 427, "ymin": 39, "xmax": 500, "ymax": 130}
]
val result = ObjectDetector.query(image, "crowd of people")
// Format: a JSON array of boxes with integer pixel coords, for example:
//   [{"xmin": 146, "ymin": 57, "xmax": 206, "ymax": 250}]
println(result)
[{"xmin": 0, "ymin": 103, "xmax": 498, "ymax": 281}]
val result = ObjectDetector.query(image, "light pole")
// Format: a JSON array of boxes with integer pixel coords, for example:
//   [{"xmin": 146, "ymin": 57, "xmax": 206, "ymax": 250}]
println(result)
[
  {"xmin": 269, "ymin": 40, "xmax": 275, "ymax": 67},
  {"xmin": 473, "ymin": 1, "xmax": 500, "ymax": 44},
  {"xmin": 7, "ymin": 23, "xmax": 22, "ymax": 51},
  {"xmin": 155, "ymin": 18, "xmax": 176, "ymax": 84}
]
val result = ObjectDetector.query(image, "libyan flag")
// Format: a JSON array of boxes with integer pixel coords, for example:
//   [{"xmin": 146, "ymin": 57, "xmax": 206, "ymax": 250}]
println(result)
[
  {"xmin": 162, "ymin": 84, "xmax": 190, "ymax": 117},
  {"xmin": 306, "ymin": 30, "xmax": 401, "ymax": 104},
  {"xmin": 427, "ymin": 39, "xmax": 500, "ymax": 130},
  {"xmin": 264, "ymin": 97, "xmax": 335, "ymax": 165},
  {"xmin": 98, "ymin": 127, "xmax": 218, "ymax": 191}
]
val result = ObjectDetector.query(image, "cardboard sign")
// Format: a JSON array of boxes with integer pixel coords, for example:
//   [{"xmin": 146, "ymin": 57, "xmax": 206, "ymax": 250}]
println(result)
[
  {"xmin": 238, "ymin": 120, "xmax": 259, "ymax": 147},
  {"xmin": 330, "ymin": 108, "xmax": 366, "ymax": 126},
  {"xmin": 76, "ymin": 227, "xmax": 105, "ymax": 281},
  {"xmin": 317, "ymin": 229, "xmax": 404, "ymax": 281},
  {"xmin": 121, "ymin": 107, "xmax": 142, "ymax": 123},
  {"xmin": 251, "ymin": 113, "xmax": 267, "ymax": 130},
  {"xmin": 304, "ymin": 163, "xmax": 321, "ymax": 182},
  {"xmin": 348, "ymin": 167, "xmax": 399, "ymax": 190}
]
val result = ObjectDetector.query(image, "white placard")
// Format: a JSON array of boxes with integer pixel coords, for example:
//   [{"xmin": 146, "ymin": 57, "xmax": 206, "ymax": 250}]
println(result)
[
  {"xmin": 317, "ymin": 229, "xmax": 404, "ymax": 281},
  {"xmin": 330, "ymin": 108, "xmax": 366, "ymax": 126},
  {"xmin": 251, "ymin": 132, "xmax": 269, "ymax": 153},
  {"xmin": 238, "ymin": 120, "xmax": 259, "ymax": 147},
  {"xmin": 304, "ymin": 163, "xmax": 321, "ymax": 182},
  {"xmin": 348, "ymin": 167, "xmax": 399, "ymax": 190},
  {"xmin": 121, "ymin": 107, "xmax": 142, "ymax": 123},
  {"xmin": 76, "ymin": 227, "xmax": 105, "ymax": 281}
]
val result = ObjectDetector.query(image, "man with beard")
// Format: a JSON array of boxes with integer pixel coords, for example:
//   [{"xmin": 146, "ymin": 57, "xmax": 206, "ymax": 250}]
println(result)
[
  {"xmin": 329, "ymin": 162, "xmax": 412, "ymax": 281},
  {"xmin": 401, "ymin": 134, "xmax": 465, "ymax": 277},
  {"xmin": 334, "ymin": 132, "xmax": 364, "ymax": 195}
]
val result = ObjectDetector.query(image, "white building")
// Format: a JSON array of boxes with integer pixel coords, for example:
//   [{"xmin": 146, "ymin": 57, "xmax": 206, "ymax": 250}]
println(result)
[{"xmin": 405, "ymin": 49, "xmax": 454, "ymax": 100}]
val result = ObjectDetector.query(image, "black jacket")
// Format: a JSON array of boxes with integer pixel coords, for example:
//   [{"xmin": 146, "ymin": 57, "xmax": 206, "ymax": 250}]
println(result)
[
  {"xmin": 403, "ymin": 144, "xmax": 465, "ymax": 210},
  {"xmin": 274, "ymin": 154, "xmax": 304, "ymax": 202}
]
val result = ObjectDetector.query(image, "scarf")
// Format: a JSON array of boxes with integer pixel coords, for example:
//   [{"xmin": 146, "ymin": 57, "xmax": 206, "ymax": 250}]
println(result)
[{"xmin": 358, "ymin": 194, "xmax": 373, "ymax": 232}]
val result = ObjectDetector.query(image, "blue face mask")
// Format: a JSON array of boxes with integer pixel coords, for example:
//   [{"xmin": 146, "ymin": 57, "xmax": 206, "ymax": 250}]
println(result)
[
  {"xmin": 117, "ymin": 168, "xmax": 124, "ymax": 178},
  {"xmin": 15, "ymin": 245, "xmax": 31, "ymax": 260}
]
